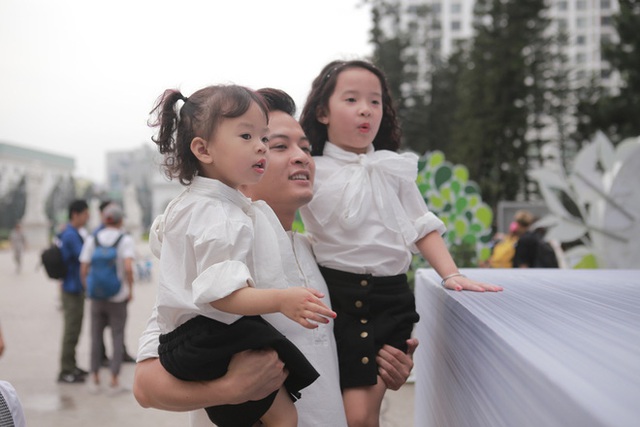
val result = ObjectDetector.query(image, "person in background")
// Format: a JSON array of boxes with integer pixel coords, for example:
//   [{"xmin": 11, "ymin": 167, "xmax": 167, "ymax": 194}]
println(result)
[
  {"xmin": 485, "ymin": 210, "xmax": 534, "ymax": 268},
  {"xmin": 511, "ymin": 210, "xmax": 539, "ymax": 268},
  {"xmin": 57, "ymin": 199, "xmax": 90, "ymax": 384},
  {"xmin": 93, "ymin": 200, "xmax": 136, "ymax": 365},
  {"xmin": 0, "ymin": 320, "xmax": 27, "ymax": 427},
  {"xmin": 80, "ymin": 204, "xmax": 136, "ymax": 395},
  {"xmin": 9, "ymin": 222, "xmax": 27, "ymax": 274},
  {"xmin": 299, "ymin": 59, "xmax": 502, "ymax": 426},
  {"xmin": 133, "ymin": 87, "xmax": 416, "ymax": 427}
]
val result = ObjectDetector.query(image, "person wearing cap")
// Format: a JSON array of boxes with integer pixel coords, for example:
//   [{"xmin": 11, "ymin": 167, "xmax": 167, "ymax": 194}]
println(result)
[
  {"xmin": 80, "ymin": 203, "xmax": 136, "ymax": 395},
  {"xmin": 93, "ymin": 200, "xmax": 137, "ymax": 365}
]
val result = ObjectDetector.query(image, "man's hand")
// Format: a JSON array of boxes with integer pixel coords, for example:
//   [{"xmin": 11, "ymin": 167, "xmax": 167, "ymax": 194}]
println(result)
[
  {"xmin": 377, "ymin": 338, "xmax": 418, "ymax": 390},
  {"xmin": 226, "ymin": 349, "xmax": 288, "ymax": 403}
]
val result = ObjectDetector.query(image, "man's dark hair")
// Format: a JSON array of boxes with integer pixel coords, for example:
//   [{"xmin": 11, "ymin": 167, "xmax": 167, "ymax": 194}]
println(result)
[
  {"xmin": 68, "ymin": 199, "xmax": 88, "ymax": 219},
  {"xmin": 99, "ymin": 200, "xmax": 112, "ymax": 212},
  {"xmin": 257, "ymin": 88, "xmax": 296, "ymax": 116}
]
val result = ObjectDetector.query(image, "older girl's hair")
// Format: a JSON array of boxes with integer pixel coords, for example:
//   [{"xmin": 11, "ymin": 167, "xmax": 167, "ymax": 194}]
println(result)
[
  {"xmin": 299, "ymin": 60, "xmax": 401, "ymax": 156},
  {"xmin": 148, "ymin": 85, "xmax": 268, "ymax": 185}
]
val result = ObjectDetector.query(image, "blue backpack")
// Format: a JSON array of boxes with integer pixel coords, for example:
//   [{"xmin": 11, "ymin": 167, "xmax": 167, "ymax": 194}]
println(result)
[{"xmin": 87, "ymin": 234, "xmax": 124, "ymax": 299}]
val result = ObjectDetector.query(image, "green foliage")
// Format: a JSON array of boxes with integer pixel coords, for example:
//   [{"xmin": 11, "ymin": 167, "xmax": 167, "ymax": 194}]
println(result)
[
  {"xmin": 367, "ymin": 0, "xmax": 571, "ymax": 212},
  {"xmin": 414, "ymin": 151, "xmax": 494, "ymax": 269},
  {"xmin": 0, "ymin": 176, "xmax": 26, "ymax": 230},
  {"xmin": 451, "ymin": 0, "xmax": 564, "ymax": 210}
]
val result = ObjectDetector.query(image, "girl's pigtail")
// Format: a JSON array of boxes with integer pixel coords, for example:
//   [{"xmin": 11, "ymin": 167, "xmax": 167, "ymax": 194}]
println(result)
[
  {"xmin": 149, "ymin": 89, "xmax": 185, "ymax": 155},
  {"xmin": 149, "ymin": 89, "xmax": 192, "ymax": 182}
]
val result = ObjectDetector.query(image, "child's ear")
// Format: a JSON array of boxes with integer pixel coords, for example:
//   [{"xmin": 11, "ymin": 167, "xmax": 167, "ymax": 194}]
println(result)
[
  {"xmin": 191, "ymin": 137, "xmax": 213, "ymax": 164},
  {"xmin": 316, "ymin": 107, "xmax": 329, "ymax": 125}
]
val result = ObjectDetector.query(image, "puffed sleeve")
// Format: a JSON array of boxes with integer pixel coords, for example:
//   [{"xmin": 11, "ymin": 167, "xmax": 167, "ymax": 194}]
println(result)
[
  {"xmin": 137, "ymin": 306, "xmax": 161, "ymax": 361},
  {"xmin": 190, "ymin": 216, "xmax": 255, "ymax": 305},
  {"xmin": 400, "ymin": 179, "xmax": 447, "ymax": 253}
]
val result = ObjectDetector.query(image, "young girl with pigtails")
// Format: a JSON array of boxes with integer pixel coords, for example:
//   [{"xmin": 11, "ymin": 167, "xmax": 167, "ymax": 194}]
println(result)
[
  {"xmin": 148, "ymin": 84, "xmax": 335, "ymax": 427},
  {"xmin": 299, "ymin": 60, "xmax": 503, "ymax": 426}
]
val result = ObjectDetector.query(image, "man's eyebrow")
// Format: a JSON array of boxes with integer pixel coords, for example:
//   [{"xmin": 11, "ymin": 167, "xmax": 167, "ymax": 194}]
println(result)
[{"xmin": 267, "ymin": 133, "xmax": 290, "ymax": 140}]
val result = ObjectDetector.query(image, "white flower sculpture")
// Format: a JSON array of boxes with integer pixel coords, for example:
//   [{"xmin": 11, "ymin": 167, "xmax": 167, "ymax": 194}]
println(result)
[{"xmin": 529, "ymin": 131, "xmax": 640, "ymax": 268}]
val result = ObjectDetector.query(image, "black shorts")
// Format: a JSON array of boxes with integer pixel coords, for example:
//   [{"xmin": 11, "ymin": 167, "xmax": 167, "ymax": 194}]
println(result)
[
  {"xmin": 320, "ymin": 266, "xmax": 420, "ymax": 389},
  {"xmin": 159, "ymin": 315, "xmax": 319, "ymax": 427}
]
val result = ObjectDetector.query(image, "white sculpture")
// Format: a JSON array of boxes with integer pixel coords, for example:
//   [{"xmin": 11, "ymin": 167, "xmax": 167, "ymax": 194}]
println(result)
[
  {"xmin": 21, "ymin": 166, "xmax": 50, "ymax": 248},
  {"xmin": 529, "ymin": 131, "xmax": 640, "ymax": 268}
]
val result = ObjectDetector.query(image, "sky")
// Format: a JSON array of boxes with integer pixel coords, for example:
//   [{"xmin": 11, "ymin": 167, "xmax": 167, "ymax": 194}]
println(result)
[{"xmin": 0, "ymin": 0, "xmax": 373, "ymax": 184}]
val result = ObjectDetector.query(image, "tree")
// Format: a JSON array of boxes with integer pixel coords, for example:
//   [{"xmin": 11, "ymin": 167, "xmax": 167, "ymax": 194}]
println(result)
[
  {"xmin": 367, "ymin": 0, "xmax": 431, "ymax": 153},
  {"xmin": 0, "ymin": 176, "xmax": 26, "ymax": 233},
  {"xmin": 450, "ymin": 0, "xmax": 562, "ymax": 211},
  {"xmin": 575, "ymin": 0, "xmax": 640, "ymax": 144},
  {"xmin": 423, "ymin": 49, "xmax": 466, "ymax": 155}
]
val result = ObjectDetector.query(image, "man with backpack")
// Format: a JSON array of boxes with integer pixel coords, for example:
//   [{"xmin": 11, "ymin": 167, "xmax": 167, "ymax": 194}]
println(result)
[
  {"xmin": 80, "ymin": 203, "xmax": 135, "ymax": 395},
  {"xmin": 57, "ymin": 199, "xmax": 90, "ymax": 384}
]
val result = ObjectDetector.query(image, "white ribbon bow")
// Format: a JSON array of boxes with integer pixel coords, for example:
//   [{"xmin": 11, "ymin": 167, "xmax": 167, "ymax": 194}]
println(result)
[{"xmin": 308, "ymin": 149, "xmax": 420, "ymax": 245}]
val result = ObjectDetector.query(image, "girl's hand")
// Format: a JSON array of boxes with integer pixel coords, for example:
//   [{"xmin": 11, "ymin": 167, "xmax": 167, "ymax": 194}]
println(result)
[
  {"xmin": 279, "ymin": 287, "xmax": 337, "ymax": 329},
  {"xmin": 443, "ymin": 275, "xmax": 503, "ymax": 292}
]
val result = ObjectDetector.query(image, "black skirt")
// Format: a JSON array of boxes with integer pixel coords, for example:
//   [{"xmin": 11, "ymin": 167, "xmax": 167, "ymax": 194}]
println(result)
[
  {"xmin": 158, "ymin": 315, "xmax": 319, "ymax": 427},
  {"xmin": 320, "ymin": 266, "xmax": 420, "ymax": 389}
]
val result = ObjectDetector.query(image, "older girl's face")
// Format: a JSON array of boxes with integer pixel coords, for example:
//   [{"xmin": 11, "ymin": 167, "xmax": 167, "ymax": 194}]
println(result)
[
  {"xmin": 242, "ymin": 110, "xmax": 315, "ymax": 215},
  {"xmin": 318, "ymin": 67, "xmax": 383, "ymax": 154}
]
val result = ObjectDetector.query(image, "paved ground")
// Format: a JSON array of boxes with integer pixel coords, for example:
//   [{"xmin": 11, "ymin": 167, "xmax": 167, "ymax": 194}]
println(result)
[{"xmin": 0, "ymin": 244, "xmax": 414, "ymax": 426}]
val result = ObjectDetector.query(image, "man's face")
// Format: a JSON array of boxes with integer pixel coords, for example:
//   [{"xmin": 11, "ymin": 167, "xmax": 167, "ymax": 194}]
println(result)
[
  {"xmin": 75, "ymin": 209, "xmax": 90, "ymax": 227},
  {"xmin": 242, "ymin": 111, "xmax": 315, "ymax": 216}
]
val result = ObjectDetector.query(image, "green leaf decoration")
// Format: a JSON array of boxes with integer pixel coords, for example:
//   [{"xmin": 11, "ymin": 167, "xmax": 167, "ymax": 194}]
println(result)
[
  {"xmin": 429, "ymin": 151, "xmax": 445, "ymax": 168},
  {"xmin": 464, "ymin": 183, "xmax": 479, "ymax": 195},
  {"xmin": 415, "ymin": 151, "xmax": 494, "ymax": 268},
  {"xmin": 440, "ymin": 186, "xmax": 452, "ymax": 202},
  {"xmin": 454, "ymin": 218, "xmax": 467, "ymax": 236},
  {"xmin": 462, "ymin": 234, "xmax": 476, "ymax": 245},
  {"xmin": 430, "ymin": 195, "xmax": 444, "ymax": 209},
  {"xmin": 453, "ymin": 166, "xmax": 469, "ymax": 184},
  {"xmin": 434, "ymin": 166, "xmax": 452, "ymax": 189},
  {"xmin": 475, "ymin": 206, "xmax": 493, "ymax": 227},
  {"xmin": 573, "ymin": 254, "xmax": 598, "ymax": 269}
]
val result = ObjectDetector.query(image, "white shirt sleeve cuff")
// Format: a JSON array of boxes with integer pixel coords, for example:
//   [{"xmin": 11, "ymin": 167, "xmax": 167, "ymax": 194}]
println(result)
[
  {"xmin": 192, "ymin": 260, "xmax": 253, "ymax": 305},
  {"xmin": 411, "ymin": 212, "xmax": 447, "ymax": 252}
]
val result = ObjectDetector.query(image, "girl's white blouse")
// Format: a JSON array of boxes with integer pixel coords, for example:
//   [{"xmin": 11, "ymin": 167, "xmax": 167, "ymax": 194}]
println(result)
[
  {"xmin": 300, "ymin": 142, "xmax": 446, "ymax": 276},
  {"xmin": 149, "ymin": 176, "xmax": 287, "ymax": 334}
]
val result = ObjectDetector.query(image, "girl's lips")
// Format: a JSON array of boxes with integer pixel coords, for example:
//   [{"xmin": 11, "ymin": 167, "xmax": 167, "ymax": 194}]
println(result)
[
  {"xmin": 358, "ymin": 123, "xmax": 370, "ymax": 132},
  {"xmin": 253, "ymin": 159, "xmax": 267, "ymax": 173}
]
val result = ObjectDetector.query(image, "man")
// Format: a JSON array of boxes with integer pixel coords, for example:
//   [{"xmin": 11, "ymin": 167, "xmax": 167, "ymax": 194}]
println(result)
[
  {"xmin": 80, "ymin": 203, "xmax": 136, "ymax": 394},
  {"xmin": 93, "ymin": 200, "xmax": 136, "ymax": 366},
  {"xmin": 133, "ymin": 89, "xmax": 416, "ymax": 426},
  {"xmin": 57, "ymin": 199, "xmax": 90, "ymax": 383}
]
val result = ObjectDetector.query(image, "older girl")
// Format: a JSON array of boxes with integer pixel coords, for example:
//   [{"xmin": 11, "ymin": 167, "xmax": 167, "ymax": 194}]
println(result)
[{"xmin": 300, "ymin": 60, "xmax": 503, "ymax": 426}]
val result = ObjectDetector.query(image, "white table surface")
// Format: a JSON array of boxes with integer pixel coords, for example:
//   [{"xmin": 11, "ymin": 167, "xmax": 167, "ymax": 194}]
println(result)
[{"xmin": 414, "ymin": 268, "xmax": 640, "ymax": 427}]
